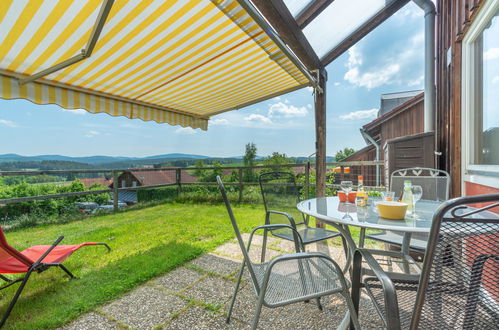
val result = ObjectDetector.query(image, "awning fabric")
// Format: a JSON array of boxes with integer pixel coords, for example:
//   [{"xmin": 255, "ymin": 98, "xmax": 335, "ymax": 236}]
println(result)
[{"xmin": 0, "ymin": 0, "xmax": 311, "ymax": 130}]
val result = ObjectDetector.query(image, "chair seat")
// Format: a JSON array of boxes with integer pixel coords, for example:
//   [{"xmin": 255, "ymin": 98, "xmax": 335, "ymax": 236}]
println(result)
[
  {"xmin": 252, "ymin": 256, "xmax": 344, "ymax": 307},
  {"xmin": 366, "ymin": 231, "xmax": 428, "ymax": 251},
  {"xmin": 0, "ymin": 243, "xmax": 98, "ymax": 273},
  {"xmin": 271, "ymin": 226, "xmax": 340, "ymax": 245}
]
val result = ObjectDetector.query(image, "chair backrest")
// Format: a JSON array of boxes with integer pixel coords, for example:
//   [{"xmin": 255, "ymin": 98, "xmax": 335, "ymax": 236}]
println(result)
[
  {"xmin": 390, "ymin": 167, "xmax": 450, "ymax": 201},
  {"xmin": 217, "ymin": 176, "xmax": 259, "ymax": 288},
  {"xmin": 411, "ymin": 194, "xmax": 499, "ymax": 329},
  {"xmin": 0, "ymin": 227, "xmax": 33, "ymax": 267},
  {"xmin": 259, "ymin": 171, "xmax": 305, "ymax": 225}
]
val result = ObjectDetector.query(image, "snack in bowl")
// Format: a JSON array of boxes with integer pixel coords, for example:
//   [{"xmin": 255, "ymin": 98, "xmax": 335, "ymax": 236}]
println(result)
[{"xmin": 376, "ymin": 201, "xmax": 408, "ymax": 220}]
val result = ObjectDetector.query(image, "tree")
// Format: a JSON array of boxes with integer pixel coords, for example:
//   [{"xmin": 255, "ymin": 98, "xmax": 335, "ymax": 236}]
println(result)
[
  {"xmin": 243, "ymin": 143, "xmax": 257, "ymax": 182},
  {"xmin": 262, "ymin": 152, "xmax": 292, "ymax": 174},
  {"xmin": 335, "ymin": 148, "xmax": 355, "ymax": 162},
  {"xmin": 193, "ymin": 160, "xmax": 206, "ymax": 177}
]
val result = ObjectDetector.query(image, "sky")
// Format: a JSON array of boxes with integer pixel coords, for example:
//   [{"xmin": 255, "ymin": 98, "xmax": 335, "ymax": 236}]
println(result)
[{"xmin": 0, "ymin": 2, "xmax": 427, "ymax": 158}]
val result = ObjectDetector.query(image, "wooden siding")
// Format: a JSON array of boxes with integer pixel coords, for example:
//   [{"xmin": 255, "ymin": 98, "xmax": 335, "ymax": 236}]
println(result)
[
  {"xmin": 380, "ymin": 100, "xmax": 424, "ymax": 143},
  {"xmin": 435, "ymin": 0, "xmax": 485, "ymax": 197}
]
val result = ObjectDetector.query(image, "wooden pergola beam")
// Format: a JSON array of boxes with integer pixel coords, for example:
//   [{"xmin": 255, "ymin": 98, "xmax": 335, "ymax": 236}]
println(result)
[
  {"xmin": 320, "ymin": 0, "xmax": 409, "ymax": 67},
  {"xmin": 295, "ymin": 0, "xmax": 335, "ymax": 29},
  {"xmin": 251, "ymin": 0, "xmax": 323, "ymax": 71}
]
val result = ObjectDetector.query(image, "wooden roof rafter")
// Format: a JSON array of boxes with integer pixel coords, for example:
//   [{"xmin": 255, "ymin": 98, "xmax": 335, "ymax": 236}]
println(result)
[
  {"xmin": 320, "ymin": 0, "xmax": 410, "ymax": 67},
  {"xmin": 251, "ymin": 0, "xmax": 324, "ymax": 71},
  {"xmin": 295, "ymin": 0, "xmax": 335, "ymax": 29}
]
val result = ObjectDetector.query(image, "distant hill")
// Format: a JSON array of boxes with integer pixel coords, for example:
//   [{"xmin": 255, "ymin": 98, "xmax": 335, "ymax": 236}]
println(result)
[
  {"xmin": 0, "ymin": 153, "xmax": 209, "ymax": 165},
  {"xmin": 0, "ymin": 153, "xmax": 336, "ymax": 170}
]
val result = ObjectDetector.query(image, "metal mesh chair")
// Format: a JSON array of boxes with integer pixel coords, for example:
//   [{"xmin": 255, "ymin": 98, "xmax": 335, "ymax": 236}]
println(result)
[
  {"xmin": 217, "ymin": 176, "xmax": 360, "ymax": 330},
  {"xmin": 363, "ymin": 168, "xmax": 450, "ymax": 255},
  {"xmin": 259, "ymin": 172, "xmax": 341, "ymax": 258},
  {"xmin": 351, "ymin": 193, "xmax": 499, "ymax": 329}
]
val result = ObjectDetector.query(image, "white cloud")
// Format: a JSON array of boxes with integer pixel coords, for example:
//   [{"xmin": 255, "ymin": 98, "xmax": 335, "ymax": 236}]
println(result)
[
  {"xmin": 408, "ymin": 75, "xmax": 424, "ymax": 87},
  {"xmin": 272, "ymin": 96, "xmax": 281, "ymax": 101},
  {"xmin": 175, "ymin": 127, "xmax": 197, "ymax": 134},
  {"xmin": 244, "ymin": 114, "xmax": 272, "ymax": 124},
  {"xmin": 306, "ymin": 86, "xmax": 314, "ymax": 93},
  {"xmin": 340, "ymin": 108, "xmax": 378, "ymax": 120},
  {"xmin": 307, "ymin": 104, "xmax": 312, "ymax": 109},
  {"xmin": 121, "ymin": 123, "xmax": 140, "ymax": 129},
  {"xmin": 84, "ymin": 130, "xmax": 100, "ymax": 138},
  {"xmin": 334, "ymin": 82, "xmax": 341, "ymax": 86},
  {"xmin": 492, "ymin": 76, "xmax": 499, "ymax": 84},
  {"xmin": 268, "ymin": 102, "xmax": 308, "ymax": 118},
  {"xmin": 0, "ymin": 119, "xmax": 17, "ymax": 127},
  {"xmin": 484, "ymin": 48, "xmax": 499, "ymax": 60},
  {"xmin": 209, "ymin": 118, "xmax": 229, "ymax": 125},
  {"xmin": 65, "ymin": 108, "xmax": 87, "ymax": 115}
]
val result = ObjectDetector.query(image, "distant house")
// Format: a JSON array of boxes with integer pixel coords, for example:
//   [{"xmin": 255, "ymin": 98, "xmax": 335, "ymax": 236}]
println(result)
[
  {"xmin": 340, "ymin": 90, "xmax": 425, "ymax": 186},
  {"xmin": 80, "ymin": 178, "xmax": 113, "ymax": 188},
  {"xmin": 113, "ymin": 169, "xmax": 197, "ymax": 188}
]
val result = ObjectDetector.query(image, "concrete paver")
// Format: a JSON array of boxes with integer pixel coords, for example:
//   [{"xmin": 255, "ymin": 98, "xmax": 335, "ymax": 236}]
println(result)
[{"xmin": 102, "ymin": 286, "xmax": 187, "ymax": 330}]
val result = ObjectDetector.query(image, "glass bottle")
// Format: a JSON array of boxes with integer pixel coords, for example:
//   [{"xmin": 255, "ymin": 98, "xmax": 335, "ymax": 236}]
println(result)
[
  {"xmin": 355, "ymin": 175, "xmax": 368, "ymax": 207},
  {"xmin": 401, "ymin": 180, "xmax": 414, "ymax": 211}
]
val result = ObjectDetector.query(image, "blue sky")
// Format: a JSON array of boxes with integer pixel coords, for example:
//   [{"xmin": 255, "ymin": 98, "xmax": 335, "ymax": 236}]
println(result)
[{"xmin": 0, "ymin": 3, "xmax": 426, "ymax": 158}]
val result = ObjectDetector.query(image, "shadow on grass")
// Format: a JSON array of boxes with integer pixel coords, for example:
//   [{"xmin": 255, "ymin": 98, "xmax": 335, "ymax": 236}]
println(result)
[{"xmin": 1, "ymin": 241, "xmax": 204, "ymax": 330}]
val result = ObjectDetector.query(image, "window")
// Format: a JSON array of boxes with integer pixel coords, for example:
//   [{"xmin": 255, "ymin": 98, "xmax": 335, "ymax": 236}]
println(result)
[
  {"xmin": 462, "ymin": 0, "xmax": 499, "ymax": 186},
  {"xmin": 121, "ymin": 180, "xmax": 126, "ymax": 188}
]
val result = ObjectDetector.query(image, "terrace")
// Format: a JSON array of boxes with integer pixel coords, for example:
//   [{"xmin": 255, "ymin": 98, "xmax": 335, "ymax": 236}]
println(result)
[{"xmin": 0, "ymin": 0, "xmax": 498, "ymax": 329}]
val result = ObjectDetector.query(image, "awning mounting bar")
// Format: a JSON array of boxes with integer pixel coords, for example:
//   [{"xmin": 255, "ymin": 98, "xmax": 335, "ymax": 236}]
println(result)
[{"xmin": 19, "ymin": 0, "xmax": 114, "ymax": 85}]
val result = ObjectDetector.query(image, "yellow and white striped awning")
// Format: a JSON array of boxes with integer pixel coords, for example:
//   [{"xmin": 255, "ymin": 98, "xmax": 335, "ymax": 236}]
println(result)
[{"xmin": 0, "ymin": 0, "xmax": 313, "ymax": 130}]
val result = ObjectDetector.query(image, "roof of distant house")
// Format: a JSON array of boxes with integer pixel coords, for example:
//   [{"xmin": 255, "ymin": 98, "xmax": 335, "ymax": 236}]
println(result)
[
  {"xmin": 80, "ymin": 178, "xmax": 113, "ymax": 187},
  {"xmin": 129, "ymin": 170, "xmax": 197, "ymax": 186}
]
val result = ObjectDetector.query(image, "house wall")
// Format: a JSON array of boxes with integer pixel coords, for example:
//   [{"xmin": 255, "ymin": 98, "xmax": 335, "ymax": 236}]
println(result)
[
  {"xmin": 115, "ymin": 172, "xmax": 141, "ymax": 188},
  {"xmin": 436, "ymin": 0, "xmax": 499, "ymax": 197},
  {"xmin": 380, "ymin": 100, "xmax": 424, "ymax": 144}
]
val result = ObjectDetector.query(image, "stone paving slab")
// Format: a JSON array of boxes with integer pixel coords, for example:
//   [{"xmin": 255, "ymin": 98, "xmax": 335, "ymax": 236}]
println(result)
[
  {"xmin": 155, "ymin": 267, "xmax": 203, "ymax": 292},
  {"xmin": 183, "ymin": 276, "xmax": 235, "ymax": 306},
  {"xmin": 165, "ymin": 306, "xmax": 249, "ymax": 330},
  {"xmin": 188, "ymin": 253, "xmax": 240, "ymax": 276},
  {"xmin": 61, "ymin": 312, "xmax": 119, "ymax": 330},
  {"xmin": 102, "ymin": 286, "xmax": 187, "ymax": 330}
]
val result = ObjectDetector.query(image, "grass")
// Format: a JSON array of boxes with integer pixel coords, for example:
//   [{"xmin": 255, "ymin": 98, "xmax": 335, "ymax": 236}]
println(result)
[{"xmin": 0, "ymin": 202, "xmax": 264, "ymax": 329}]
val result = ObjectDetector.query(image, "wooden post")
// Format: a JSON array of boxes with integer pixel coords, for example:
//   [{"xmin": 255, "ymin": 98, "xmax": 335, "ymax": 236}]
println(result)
[
  {"xmin": 238, "ymin": 168, "xmax": 243, "ymax": 203},
  {"xmin": 305, "ymin": 162, "xmax": 310, "ymax": 199},
  {"xmin": 113, "ymin": 171, "xmax": 118, "ymax": 212},
  {"xmin": 314, "ymin": 69, "xmax": 327, "ymax": 228}
]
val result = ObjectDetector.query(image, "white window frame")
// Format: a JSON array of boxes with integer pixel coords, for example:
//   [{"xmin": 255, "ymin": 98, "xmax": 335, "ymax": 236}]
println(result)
[{"xmin": 461, "ymin": 0, "xmax": 499, "ymax": 189}]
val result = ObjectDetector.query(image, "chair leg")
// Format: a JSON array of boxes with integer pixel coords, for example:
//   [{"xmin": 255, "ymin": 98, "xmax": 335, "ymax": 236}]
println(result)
[
  {"xmin": 0, "ymin": 274, "xmax": 12, "ymax": 282},
  {"xmin": 0, "ymin": 271, "xmax": 33, "ymax": 328},
  {"xmin": 59, "ymin": 264, "xmax": 76, "ymax": 279},
  {"xmin": 316, "ymin": 297, "xmax": 323, "ymax": 311},
  {"xmin": 342, "ymin": 291, "xmax": 361, "ymax": 330},
  {"xmin": 251, "ymin": 289, "xmax": 266, "ymax": 330},
  {"xmin": 350, "ymin": 251, "xmax": 362, "ymax": 330},
  {"xmin": 227, "ymin": 262, "xmax": 245, "ymax": 323}
]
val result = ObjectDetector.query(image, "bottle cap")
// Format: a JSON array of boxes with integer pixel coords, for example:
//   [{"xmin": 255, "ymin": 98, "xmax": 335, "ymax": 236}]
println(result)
[
  {"xmin": 358, "ymin": 175, "xmax": 364, "ymax": 180},
  {"xmin": 404, "ymin": 180, "xmax": 412, "ymax": 184}
]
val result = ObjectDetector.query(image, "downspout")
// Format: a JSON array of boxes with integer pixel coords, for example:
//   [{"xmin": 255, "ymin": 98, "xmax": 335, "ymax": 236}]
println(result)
[
  {"xmin": 360, "ymin": 128, "xmax": 380, "ymax": 186},
  {"xmin": 412, "ymin": 0, "xmax": 436, "ymax": 132}
]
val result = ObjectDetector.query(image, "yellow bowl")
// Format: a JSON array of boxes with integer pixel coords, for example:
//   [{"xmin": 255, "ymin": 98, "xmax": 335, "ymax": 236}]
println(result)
[{"xmin": 376, "ymin": 201, "xmax": 408, "ymax": 220}]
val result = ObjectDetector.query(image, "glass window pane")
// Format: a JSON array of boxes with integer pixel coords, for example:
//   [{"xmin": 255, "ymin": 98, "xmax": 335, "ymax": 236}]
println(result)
[
  {"xmin": 283, "ymin": 0, "xmax": 314, "ymax": 17},
  {"xmin": 478, "ymin": 9, "xmax": 499, "ymax": 165},
  {"xmin": 303, "ymin": 0, "xmax": 386, "ymax": 58}
]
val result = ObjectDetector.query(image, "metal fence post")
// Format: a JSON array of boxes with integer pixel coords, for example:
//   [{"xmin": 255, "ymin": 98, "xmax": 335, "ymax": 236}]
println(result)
[
  {"xmin": 238, "ymin": 168, "xmax": 243, "ymax": 203},
  {"xmin": 113, "ymin": 171, "xmax": 118, "ymax": 212}
]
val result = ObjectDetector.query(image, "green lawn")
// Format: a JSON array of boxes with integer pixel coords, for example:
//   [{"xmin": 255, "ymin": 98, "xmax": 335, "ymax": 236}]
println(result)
[{"xmin": 0, "ymin": 202, "xmax": 264, "ymax": 329}]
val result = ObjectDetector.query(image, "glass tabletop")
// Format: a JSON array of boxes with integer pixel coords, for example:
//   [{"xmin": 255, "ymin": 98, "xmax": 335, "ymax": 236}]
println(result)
[{"xmin": 297, "ymin": 197, "xmax": 442, "ymax": 233}]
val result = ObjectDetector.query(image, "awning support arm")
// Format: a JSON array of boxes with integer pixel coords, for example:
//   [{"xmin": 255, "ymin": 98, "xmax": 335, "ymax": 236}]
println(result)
[{"xmin": 19, "ymin": 0, "xmax": 114, "ymax": 85}]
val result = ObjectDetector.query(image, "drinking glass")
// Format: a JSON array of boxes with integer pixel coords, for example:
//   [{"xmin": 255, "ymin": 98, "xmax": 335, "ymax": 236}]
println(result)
[
  {"xmin": 340, "ymin": 181, "xmax": 353, "ymax": 203},
  {"xmin": 382, "ymin": 191, "xmax": 395, "ymax": 201},
  {"xmin": 412, "ymin": 185, "xmax": 423, "ymax": 215}
]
